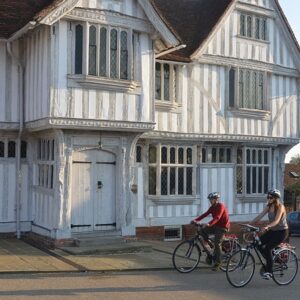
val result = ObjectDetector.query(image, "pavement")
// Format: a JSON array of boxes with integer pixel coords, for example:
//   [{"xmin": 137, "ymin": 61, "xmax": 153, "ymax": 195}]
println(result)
[{"xmin": 0, "ymin": 236, "xmax": 300, "ymax": 274}]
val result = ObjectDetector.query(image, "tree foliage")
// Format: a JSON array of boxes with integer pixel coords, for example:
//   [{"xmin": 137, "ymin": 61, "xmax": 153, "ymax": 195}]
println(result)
[{"xmin": 289, "ymin": 154, "xmax": 300, "ymax": 164}]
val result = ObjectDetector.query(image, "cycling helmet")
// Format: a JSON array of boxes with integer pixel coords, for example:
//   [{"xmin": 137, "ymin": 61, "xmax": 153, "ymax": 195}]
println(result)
[
  {"xmin": 267, "ymin": 189, "xmax": 281, "ymax": 199},
  {"xmin": 207, "ymin": 192, "xmax": 220, "ymax": 200}
]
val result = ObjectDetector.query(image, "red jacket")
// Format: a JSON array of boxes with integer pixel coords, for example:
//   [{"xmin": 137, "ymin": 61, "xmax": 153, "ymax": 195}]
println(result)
[{"xmin": 194, "ymin": 202, "xmax": 230, "ymax": 229}]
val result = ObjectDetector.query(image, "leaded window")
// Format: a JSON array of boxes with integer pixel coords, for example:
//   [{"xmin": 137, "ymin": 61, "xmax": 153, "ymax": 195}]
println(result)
[
  {"xmin": 202, "ymin": 146, "xmax": 232, "ymax": 163},
  {"xmin": 229, "ymin": 68, "xmax": 265, "ymax": 110},
  {"xmin": 155, "ymin": 62, "xmax": 177, "ymax": 102},
  {"xmin": 74, "ymin": 23, "xmax": 131, "ymax": 80},
  {"xmin": 36, "ymin": 139, "xmax": 55, "ymax": 189},
  {"xmin": 75, "ymin": 24, "xmax": 83, "ymax": 74},
  {"xmin": 236, "ymin": 147, "xmax": 270, "ymax": 196},
  {"xmin": 240, "ymin": 13, "xmax": 267, "ymax": 41},
  {"xmin": 148, "ymin": 145, "xmax": 195, "ymax": 196}
]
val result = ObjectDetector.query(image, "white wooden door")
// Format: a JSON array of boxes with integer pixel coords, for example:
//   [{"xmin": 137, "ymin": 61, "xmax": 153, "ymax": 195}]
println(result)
[{"xmin": 71, "ymin": 150, "xmax": 116, "ymax": 233}]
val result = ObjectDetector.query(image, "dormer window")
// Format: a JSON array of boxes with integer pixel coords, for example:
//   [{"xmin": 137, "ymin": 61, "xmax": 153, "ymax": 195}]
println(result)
[
  {"xmin": 240, "ymin": 13, "xmax": 267, "ymax": 41},
  {"xmin": 75, "ymin": 24, "xmax": 130, "ymax": 80},
  {"xmin": 69, "ymin": 22, "xmax": 140, "ymax": 93}
]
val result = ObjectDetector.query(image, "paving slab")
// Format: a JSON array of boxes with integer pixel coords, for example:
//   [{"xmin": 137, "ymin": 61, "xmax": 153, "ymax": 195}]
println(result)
[{"xmin": 0, "ymin": 239, "xmax": 76, "ymax": 273}]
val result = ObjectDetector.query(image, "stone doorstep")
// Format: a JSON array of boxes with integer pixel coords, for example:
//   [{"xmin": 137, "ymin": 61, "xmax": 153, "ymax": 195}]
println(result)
[{"xmin": 59, "ymin": 242, "xmax": 152, "ymax": 255}]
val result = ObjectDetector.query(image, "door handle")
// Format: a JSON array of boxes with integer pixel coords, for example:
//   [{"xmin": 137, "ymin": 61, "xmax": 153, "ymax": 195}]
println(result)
[{"xmin": 97, "ymin": 181, "xmax": 103, "ymax": 189}]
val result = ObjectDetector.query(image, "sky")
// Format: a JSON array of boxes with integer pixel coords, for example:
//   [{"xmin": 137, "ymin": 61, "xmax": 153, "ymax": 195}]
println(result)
[{"xmin": 278, "ymin": 0, "xmax": 300, "ymax": 162}]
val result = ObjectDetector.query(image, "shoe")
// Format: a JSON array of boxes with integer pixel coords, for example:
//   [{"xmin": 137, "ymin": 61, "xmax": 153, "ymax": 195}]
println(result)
[
  {"xmin": 211, "ymin": 263, "xmax": 220, "ymax": 271},
  {"xmin": 261, "ymin": 272, "xmax": 272, "ymax": 280}
]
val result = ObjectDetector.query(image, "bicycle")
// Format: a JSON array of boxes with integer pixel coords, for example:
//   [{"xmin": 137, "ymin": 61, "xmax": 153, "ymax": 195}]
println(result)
[
  {"xmin": 226, "ymin": 224, "xmax": 298, "ymax": 287},
  {"xmin": 172, "ymin": 223, "xmax": 241, "ymax": 273}
]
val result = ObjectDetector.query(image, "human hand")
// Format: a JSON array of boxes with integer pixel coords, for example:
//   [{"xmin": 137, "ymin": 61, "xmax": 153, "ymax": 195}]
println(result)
[{"xmin": 262, "ymin": 226, "xmax": 269, "ymax": 232}]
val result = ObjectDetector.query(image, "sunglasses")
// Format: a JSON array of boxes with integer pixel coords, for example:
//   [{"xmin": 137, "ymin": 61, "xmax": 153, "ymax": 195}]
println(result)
[{"xmin": 267, "ymin": 196, "xmax": 273, "ymax": 199}]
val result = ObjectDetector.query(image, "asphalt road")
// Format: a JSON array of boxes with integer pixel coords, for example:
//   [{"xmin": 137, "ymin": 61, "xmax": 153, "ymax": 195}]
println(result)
[{"xmin": 0, "ymin": 269, "xmax": 299, "ymax": 300}]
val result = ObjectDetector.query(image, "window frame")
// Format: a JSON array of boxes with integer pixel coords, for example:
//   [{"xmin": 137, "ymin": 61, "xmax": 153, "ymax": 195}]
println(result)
[
  {"xmin": 69, "ymin": 22, "xmax": 140, "ymax": 93},
  {"xmin": 35, "ymin": 139, "xmax": 55, "ymax": 190},
  {"xmin": 155, "ymin": 61, "xmax": 181, "ymax": 111},
  {"xmin": 228, "ymin": 67, "xmax": 270, "ymax": 119},
  {"xmin": 239, "ymin": 13, "xmax": 268, "ymax": 42},
  {"xmin": 236, "ymin": 147, "xmax": 271, "ymax": 198},
  {"xmin": 148, "ymin": 144, "xmax": 197, "ymax": 198}
]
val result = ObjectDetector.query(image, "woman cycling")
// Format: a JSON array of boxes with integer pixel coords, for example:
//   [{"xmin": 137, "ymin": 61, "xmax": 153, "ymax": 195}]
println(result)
[{"xmin": 251, "ymin": 189, "xmax": 289, "ymax": 280}]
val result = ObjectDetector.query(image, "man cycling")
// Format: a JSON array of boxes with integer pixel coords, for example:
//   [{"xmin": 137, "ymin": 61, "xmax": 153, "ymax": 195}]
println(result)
[{"xmin": 191, "ymin": 192, "xmax": 230, "ymax": 270}]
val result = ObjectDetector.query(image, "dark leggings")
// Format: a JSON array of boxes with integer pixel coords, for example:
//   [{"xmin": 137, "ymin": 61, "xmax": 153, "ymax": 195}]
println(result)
[{"xmin": 259, "ymin": 229, "xmax": 289, "ymax": 273}]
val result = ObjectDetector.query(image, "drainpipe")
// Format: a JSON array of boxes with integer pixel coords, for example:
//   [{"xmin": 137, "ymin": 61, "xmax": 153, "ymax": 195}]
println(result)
[{"xmin": 6, "ymin": 41, "xmax": 24, "ymax": 239}]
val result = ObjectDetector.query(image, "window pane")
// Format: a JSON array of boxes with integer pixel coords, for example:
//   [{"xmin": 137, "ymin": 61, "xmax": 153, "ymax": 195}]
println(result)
[
  {"xmin": 264, "ymin": 150, "xmax": 268, "ymax": 164},
  {"xmin": 202, "ymin": 148, "xmax": 206, "ymax": 163},
  {"xmin": 258, "ymin": 167, "xmax": 263, "ymax": 193},
  {"xmin": 212, "ymin": 148, "xmax": 217, "ymax": 163},
  {"xmin": 21, "ymin": 141, "xmax": 27, "ymax": 158},
  {"xmin": 246, "ymin": 166, "xmax": 251, "ymax": 194},
  {"xmin": 252, "ymin": 72, "xmax": 257, "ymax": 109},
  {"xmin": 186, "ymin": 167, "xmax": 193, "ymax": 195},
  {"xmin": 170, "ymin": 167, "xmax": 175, "ymax": 195},
  {"xmin": 50, "ymin": 165, "xmax": 54, "ymax": 189},
  {"xmin": 161, "ymin": 167, "xmax": 168, "ymax": 195},
  {"xmin": 161, "ymin": 147, "xmax": 167, "ymax": 163},
  {"xmin": 264, "ymin": 167, "xmax": 269, "ymax": 193},
  {"xmin": 240, "ymin": 14, "xmax": 245, "ymax": 36},
  {"xmin": 136, "ymin": 145, "xmax": 142, "ymax": 163},
  {"xmin": 8, "ymin": 141, "xmax": 16, "ymax": 157},
  {"xmin": 258, "ymin": 73, "xmax": 264, "ymax": 109},
  {"xmin": 178, "ymin": 148, "xmax": 184, "ymax": 164},
  {"xmin": 236, "ymin": 166, "xmax": 243, "ymax": 194},
  {"xmin": 155, "ymin": 63, "xmax": 161, "ymax": 99},
  {"xmin": 100, "ymin": 27, "xmax": 107, "ymax": 76},
  {"xmin": 247, "ymin": 16, "xmax": 252, "ymax": 37},
  {"xmin": 120, "ymin": 31, "xmax": 128, "ymax": 80},
  {"xmin": 229, "ymin": 68, "xmax": 235, "ymax": 107},
  {"xmin": 237, "ymin": 148, "xmax": 243, "ymax": 164},
  {"xmin": 75, "ymin": 25, "xmax": 83, "ymax": 74},
  {"xmin": 0, "ymin": 141, "xmax": 4, "ymax": 157},
  {"xmin": 88, "ymin": 26, "xmax": 97, "ymax": 75},
  {"xmin": 110, "ymin": 29, "xmax": 118, "ymax": 78},
  {"xmin": 170, "ymin": 147, "xmax": 175, "ymax": 164},
  {"xmin": 252, "ymin": 149, "xmax": 256, "ymax": 163},
  {"xmin": 246, "ymin": 149, "xmax": 251, "ymax": 164},
  {"xmin": 163, "ymin": 64, "xmax": 170, "ymax": 101},
  {"xmin": 239, "ymin": 70, "xmax": 244, "ymax": 107},
  {"xmin": 261, "ymin": 19, "xmax": 267, "ymax": 40},
  {"xmin": 178, "ymin": 167, "xmax": 184, "ymax": 195},
  {"xmin": 226, "ymin": 148, "xmax": 231, "ymax": 163},
  {"xmin": 255, "ymin": 18, "xmax": 260, "ymax": 39},
  {"xmin": 258, "ymin": 150, "xmax": 262, "ymax": 164},
  {"xmin": 149, "ymin": 167, "xmax": 156, "ymax": 195},
  {"xmin": 245, "ymin": 70, "xmax": 251, "ymax": 108},
  {"xmin": 51, "ymin": 140, "xmax": 55, "ymax": 160},
  {"xmin": 220, "ymin": 148, "xmax": 225, "ymax": 163},
  {"xmin": 149, "ymin": 146, "xmax": 156, "ymax": 163},
  {"xmin": 252, "ymin": 167, "xmax": 257, "ymax": 193},
  {"xmin": 187, "ymin": 148, "xmax": 192, "ymax": 164}
]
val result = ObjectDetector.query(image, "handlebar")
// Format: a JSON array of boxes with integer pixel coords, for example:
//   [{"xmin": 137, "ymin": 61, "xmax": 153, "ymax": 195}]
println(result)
[{"xmin": 239, "ymin": 224, "xmax": 261, "ymax": 232}]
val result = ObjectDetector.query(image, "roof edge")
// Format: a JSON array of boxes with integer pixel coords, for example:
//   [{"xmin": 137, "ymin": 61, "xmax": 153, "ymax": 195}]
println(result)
[
  {"xmin": 138, "ymin": 0, "xmax": 179, "ymax": 47},
  {"xmin": 37, "ymin": 0, "xmax": 79, "ymax": 25},
  {"xmin": 190, "ymin": 0, "xmax": 236, "ymax": 60}
]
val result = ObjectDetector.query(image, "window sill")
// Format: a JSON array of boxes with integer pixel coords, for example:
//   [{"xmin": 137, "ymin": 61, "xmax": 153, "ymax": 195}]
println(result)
[
  {"xmin": 236, "ymin": 35, "xmax": 270, "ymax": 46},
  {"xmin": 228, "ymin": 107, "xmax": 270, "ymax": 120},
  {"xmin": 67, "ymin": 74, "xmax": 142, "ymax": 94},
  {"xmin": 155, "ymin": 100, "xmax": 182, "ymax": 112},
  {"xmin": 237, "ymin": 195, "xmax": 266, "ymax": 202},
  {"xmin": 148, "ymin": 196, "xmax": 196, "ymax": 205}
]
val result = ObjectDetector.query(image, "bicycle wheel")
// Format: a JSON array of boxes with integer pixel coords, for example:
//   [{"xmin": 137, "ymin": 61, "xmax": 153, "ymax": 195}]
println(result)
[
  {"xmin": 172, "ymin": 240, "xmax": 201, "ymax": 273},
  {"xmin": 220, "ymin": 239, "xmax": 241, "ymax": 271},
  {"xmin": 226, "ymin": 249, "xmax": 255, "ymax": 288},
  {"xmin": 272, "ymin": 248, "xmax": 298, "ymax": 285}
]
